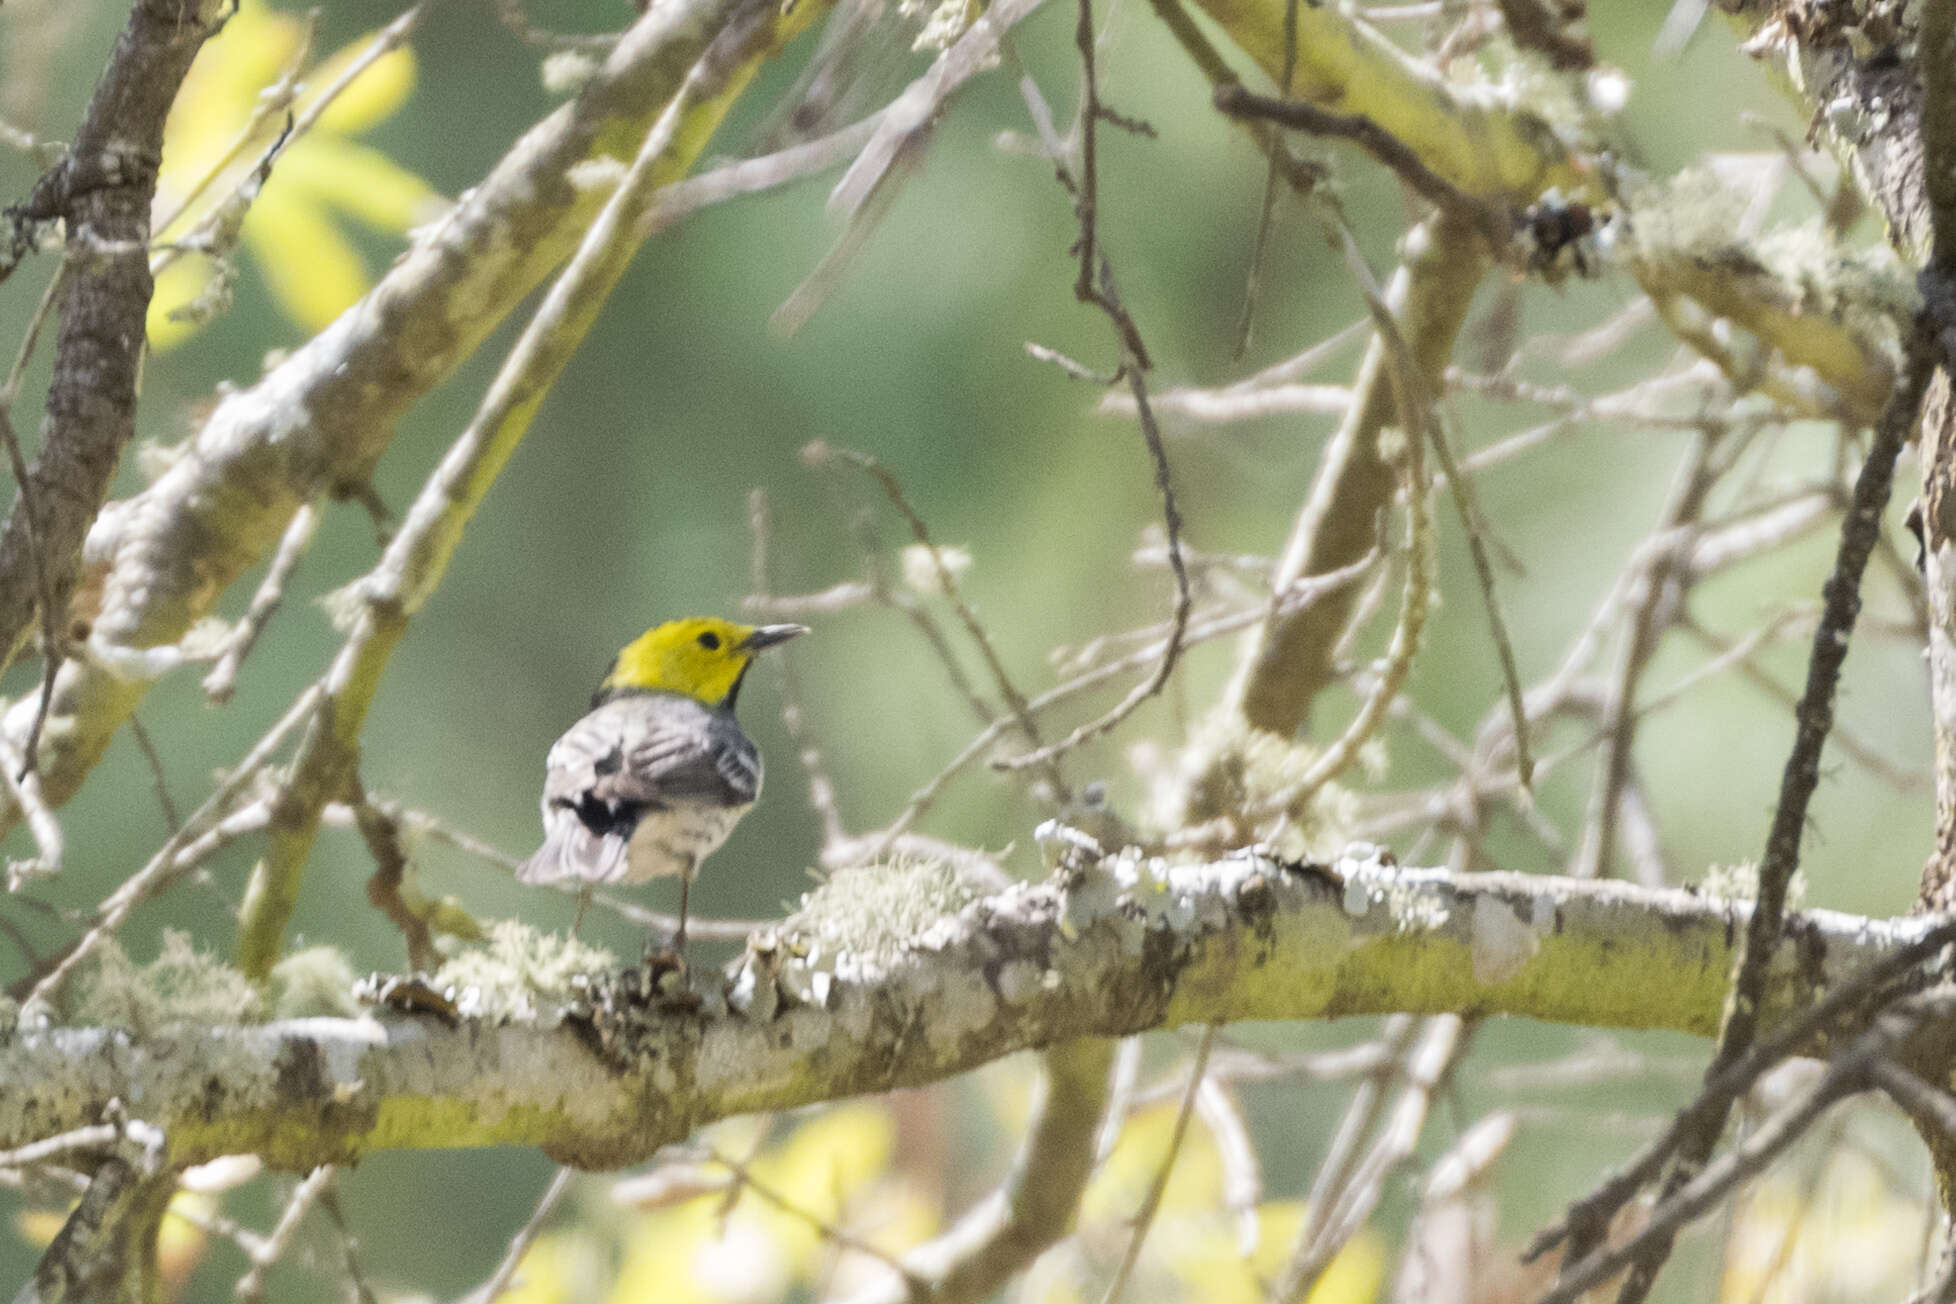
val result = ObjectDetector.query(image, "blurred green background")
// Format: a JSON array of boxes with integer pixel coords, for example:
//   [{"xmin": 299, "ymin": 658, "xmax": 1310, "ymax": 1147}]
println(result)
[{"xmin": 0, "ymin": 0, "xmax": 1936, "ymax": 1297}]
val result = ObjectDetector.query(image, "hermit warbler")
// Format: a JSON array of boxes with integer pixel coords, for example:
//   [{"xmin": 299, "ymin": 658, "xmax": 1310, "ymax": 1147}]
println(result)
[{"xmin": 519, "ymin": 617, "xmax": 807, "ymax": 954}]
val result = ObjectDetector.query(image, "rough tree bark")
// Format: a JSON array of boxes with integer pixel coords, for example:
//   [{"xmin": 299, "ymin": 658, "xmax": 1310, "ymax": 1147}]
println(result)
[
  {"xmin": 0, "ymin": 0, "xmax": 226, "ymax": 675},
  {"xmin": 1, "ymin": 854, "xmax": 1936, "ymax": 1171}
]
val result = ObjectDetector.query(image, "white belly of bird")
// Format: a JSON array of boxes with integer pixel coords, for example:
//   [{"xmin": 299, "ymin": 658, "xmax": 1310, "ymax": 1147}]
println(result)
[{"xmin": 622, "ymin": 803, "xmax": 749, "ymax": 883}]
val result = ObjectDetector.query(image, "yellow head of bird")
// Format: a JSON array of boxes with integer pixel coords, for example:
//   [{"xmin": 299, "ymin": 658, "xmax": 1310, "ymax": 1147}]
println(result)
[{"xmin": 599, "ymin": 617, "xmax": 807, "ymax": 709}]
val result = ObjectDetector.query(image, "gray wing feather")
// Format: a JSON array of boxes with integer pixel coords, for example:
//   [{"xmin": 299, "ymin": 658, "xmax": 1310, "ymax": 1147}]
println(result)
[
  {"xmin": 635, "ymin": 711, "xmax": 760, "ymax": 806},
  {"xmin": 521, "ymin": 695, "xmax": 757, "ymax": 884}
]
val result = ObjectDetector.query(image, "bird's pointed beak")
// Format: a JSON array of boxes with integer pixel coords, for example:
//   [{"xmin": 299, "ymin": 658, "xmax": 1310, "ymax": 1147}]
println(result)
[{"xmin": 741, "ymin": 623, "xmax": 809, "ymax": 651}]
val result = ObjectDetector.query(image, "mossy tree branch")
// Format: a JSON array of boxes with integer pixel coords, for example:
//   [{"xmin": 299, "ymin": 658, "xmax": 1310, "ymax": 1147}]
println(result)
[
  {"xmin": 1177, "ymin": 0, "xmax": 1595, "ymax": 205},
  {"xmin": 2, "ymin": 853, "xmax": 1937, "ymax": 1173}
]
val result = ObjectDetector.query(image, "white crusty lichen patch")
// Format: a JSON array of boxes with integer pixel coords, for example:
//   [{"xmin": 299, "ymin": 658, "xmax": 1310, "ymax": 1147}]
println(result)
[
  {"xmin": 730, "ymin": 857, "xmax": 992, "ymax": 1016},
  {"xmin": 1338, "ymin": 856, "xmax": 1454, "ymax": 935},
  {"xmin": 68, "ymin": 931, "xmax": 265, "ymax": 1034},
  {"xmin": 1699, "ymin": 859, "xmax": 1808, "ymax": 911},
  {"xmin": 431, "ymin": 921, "xmax": 617, "ymax": 1022}
]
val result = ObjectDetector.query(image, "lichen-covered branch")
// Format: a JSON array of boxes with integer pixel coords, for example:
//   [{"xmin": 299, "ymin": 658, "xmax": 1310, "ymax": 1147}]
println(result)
[
  {"xmin": 0, "ymin": 853, "xmax": 1933, "ymax": 1172},
  {"xmin": 1177, "ymin": 0, "xmax": 1595, "ymax": 205},
  {"xmin": 0, "ymin": 0, "xmax": 830, "ymax": 835},
  {"xmin": 1910, "ymin": 0, "xmax": 1956, "ymax": 914},
  {"xmin": 1619, "ymin": 188, "xmax": 1908, "ymax": 422},
  {"xmin": 0, "ymin": 0, "xmax": 228, "ymax": 683},
  {"xmin": 1216, "ymin": 218, "xmax": 1485, "ymax": 745}
]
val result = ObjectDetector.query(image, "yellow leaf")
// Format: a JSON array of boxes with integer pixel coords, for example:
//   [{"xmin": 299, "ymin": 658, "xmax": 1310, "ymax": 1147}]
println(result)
[
  {"xmin": 1718, "ymin": 1152, "xmax": 1921, "ymax": 1304},
  {"xmin": 146, "ymin": 255, "xmax": 217, "ymax": 351},
  {"xmin": 1301, "ymin": 1231, "xmax": 1385, "ymax": 1304},
  {"xmin": 302, "ymin": 40, "xmax": 417, "ymax": 134},
  {"xmin": 1249, "ymin": 1202, "xmax": 1384, "ymax": 1304},
  {"xmin": 754, "ymin": 1104, "xmax": 896, "ymax": 1212},
  {"xmin": 501, "ymin": 1231, "xmax": 582, "ymax": 1304},
  {"xmin": 156, "ymin": 1193, "xmax": 215, "ymax": 1290},
  {"xmin": 611, "ymin": 1205, "xmax": 720, "ymax": 1304},
  {"xmin": 1082, "ymin": 1103, "xmax": 1223, "ymax": 1225},
  {"xmin": 165, "ymin": 1, "xmax": 305, "ymax": 164},
  {"xmin": 276, "ymin": 138, "xmax": 444, "ymax": 232},
  {"xmin": 244, "ymin": 183, "xmax": 369, "ymax": 329},
  {"xmin": 14, "ymin": 1208, "xmax": 65, "ymax": 1247}
]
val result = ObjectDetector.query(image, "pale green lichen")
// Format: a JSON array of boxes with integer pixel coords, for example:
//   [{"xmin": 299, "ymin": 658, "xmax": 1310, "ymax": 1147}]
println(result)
[
  {"xmin": 781, "ymin": 857, "xmax": 985, "ymax": 965},
  {"xmin": 432, "ymin": 921, "xmax": 617, "ymax": 1021},
  {"xmin": 1618, "ymin": 168, "xmax": 1913, "ymax": 418},
  {"xmin": 72, "ymin": 931, "xmax": 264, "ymax": 1033},
  {"xmin": 1487, "ymin": 45, "xmax": 1617, "ymax": 157},
  {"xmin": 268, "ymin": 946, "xmax": 362, "ymax": 1019},
  {"xmin": 1382, "ymin": 878, "xmax": 1451, "ymax": 933}
]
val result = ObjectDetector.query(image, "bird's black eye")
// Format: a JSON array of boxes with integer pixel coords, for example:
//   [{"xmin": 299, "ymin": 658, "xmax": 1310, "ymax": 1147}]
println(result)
[{"xmin": 697, "ymin": 631, "xmax": 721, "ymax": 650}]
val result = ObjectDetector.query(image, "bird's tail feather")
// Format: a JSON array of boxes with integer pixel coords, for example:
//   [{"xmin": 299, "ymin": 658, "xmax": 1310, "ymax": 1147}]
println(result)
[{"xmin": 518, "ymin": 818, "xmax": 631, "ymax": 885}]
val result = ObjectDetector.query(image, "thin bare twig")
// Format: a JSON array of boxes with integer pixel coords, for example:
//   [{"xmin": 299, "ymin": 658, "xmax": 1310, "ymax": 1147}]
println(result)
[
  {"xmin": 350, "ymin": 781, "xmax": 437, "ymax": 974},
  {"xmin": 703, "ymin": 1142, "xmax": 924, "ymax": 1287},
  {"xmin": 236, "ymin": 1165, "xmax": 336, "ymax": 1303},
  {"xmin": 809, "ymin": 442, "xmax": 1070, "ymax": 798},
  {"xmin": 146, "ymin": 15, "xmax": 317, "ymax": 253},
  {"xmin": 1427, "ymin": 406, "xmax": 1534, "ymax": 794},
  {"xmin": 1267, "ymin": 1018, "xmax": 1419, "ymax": 1302},
  {"xmin": 748, "ymin": 488, "xmax": 847, "ymax": 850},
  {"xmin": 18, "ymin": 684, "xmax": 322, "ymax": 1009},
  {"xmin": 0, "ymin": 1123, "xmax": 118, "ymax": 1170},
  {"xmin": 1602, "ymin": 325, "xmax": 1936, "ymax": 1301},
  {"xmin": 126, "ymin": 714, "xmax": 180, "ymax": 833},
  {"xmin": 1212, "ymin": 86, "xmax": 1513, "ymax": 250},
  {"xmin": 1101, "ymin": 1026, "xmax": 1215, "ymax": 1304},
  {"xmin": 1272, "ymin": 1017, "xmax": 1463, "ymax": 1301},
  {"xmin": 1230, "ymin": 0, "xmax": 1301, "ymax": 358},
  {"xmin": 1247, "ymin": 220, "xmax": 1437, "ymax": 816},
  {"xmin": 0, "ymin": 732, "xmax": 63, "ymax": 886},
  {"xmin": 204, "ymin": 500, "xmax": 321, "ymax": 703},
  {"xmin": 318, "ymin": 1184, "xmax": 378, "ymax": 1304},
  {"xmin": 1528, "ymin": 914, "xmax": 1956, "ymax": 1268},
  {"xmin": 461, "ymin": 1166, "xmax": 573, "ymax": 1304},
  {"xmin": 991, "ymin": 30, "xmax": 1192, "ymax": 774},
  {"xmin": 1570, "ymin": 431, "xmax": 1725, "ymax": 882},
  {"xmin": 156, "ymin": 5, "xmax": 434, "ymax": 293},
  {"xmin": 1541, "ymin": 992, "xmax": 1956, "ymax": 1304},
  {"xmin": 867, "ymin": 549, "xmax": 1375, "ymax": 854}
]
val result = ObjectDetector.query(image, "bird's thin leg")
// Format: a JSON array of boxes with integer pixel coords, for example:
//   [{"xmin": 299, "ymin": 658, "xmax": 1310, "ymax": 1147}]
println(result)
[
  {"xmin": 674, "ymin": 873, "xmax": 691, "ymax": 958},
  {"xmin": 573, "ymin": 889, "xmax": 589, "ymax": 937}
]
